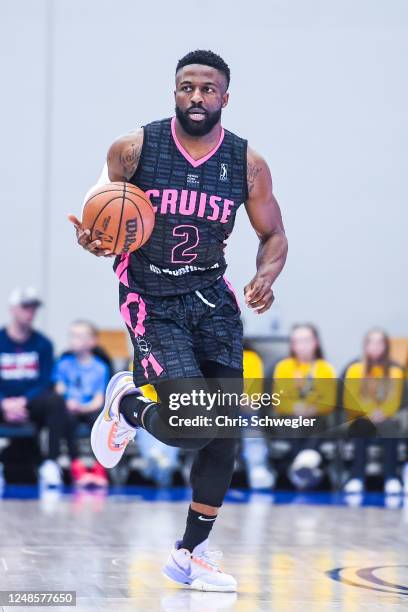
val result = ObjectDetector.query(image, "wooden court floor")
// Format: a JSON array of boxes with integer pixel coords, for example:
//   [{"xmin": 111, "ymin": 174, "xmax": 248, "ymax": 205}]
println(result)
[{"xmin": 0, "ymin": 490, "xmax": 407, "ymax": 611}]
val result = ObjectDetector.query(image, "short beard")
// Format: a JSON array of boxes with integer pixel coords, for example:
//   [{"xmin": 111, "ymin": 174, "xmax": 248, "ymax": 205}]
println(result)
[{"xmin": 175, "ymin": 105, "xmax": 222, "ymax": 137}]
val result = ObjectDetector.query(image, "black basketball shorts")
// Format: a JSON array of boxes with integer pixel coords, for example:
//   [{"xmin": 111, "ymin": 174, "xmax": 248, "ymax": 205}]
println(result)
[{"xmin": 119, "ymin": 276, "xmax": 243, "ymax": 387}]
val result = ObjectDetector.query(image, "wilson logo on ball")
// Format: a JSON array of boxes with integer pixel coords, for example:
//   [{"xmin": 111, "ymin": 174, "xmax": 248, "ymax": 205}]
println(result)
[
  {"xmin": 81, "ymin": 182, "xmax": 155, "ymax": 255},
  {"xmin": 122, "ymin": 218, "xmax": 138, "ymax": 253}
]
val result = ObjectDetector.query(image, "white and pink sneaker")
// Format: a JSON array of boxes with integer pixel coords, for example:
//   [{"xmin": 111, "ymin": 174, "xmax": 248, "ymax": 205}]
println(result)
[
  {"xmin": 163, "ymin": 539, "xmax": 237, "ymax": 592},
  {"xmin": 90, "ymin": 371, "xmax": 143, "ymax": 469}
]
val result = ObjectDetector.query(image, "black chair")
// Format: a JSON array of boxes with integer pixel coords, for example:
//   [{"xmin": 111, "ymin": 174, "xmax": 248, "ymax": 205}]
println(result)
[{"xmin": 0, "ymin": 422, "xmax": 37, "ymax": 439}]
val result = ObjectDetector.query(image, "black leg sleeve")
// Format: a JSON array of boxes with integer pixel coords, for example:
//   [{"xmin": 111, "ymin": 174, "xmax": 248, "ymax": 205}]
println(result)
[{"xmin": 189, "ymin": 361, "xmax": 243, "ymax": 507}]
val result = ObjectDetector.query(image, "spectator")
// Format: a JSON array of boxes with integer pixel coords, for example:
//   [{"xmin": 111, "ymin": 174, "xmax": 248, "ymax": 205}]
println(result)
[
  {"xmin": 342, "ymin": 328, "xmax": 404, "ymax": 495},
  {"xmin": 137, "ymin": 428, "xmax": 180, "ymax": 487},
  {"xmin": 133, "ymin": 383, "xmax": 181, "ymax": 487},
  {"xmin": 54, "ymin": 321, "xmax": 110, "ymax": 486},
  {"xmin": 241, "ymin": 345, "xmax": 276, "ymax": 489},
  {"xmin": 0, "ymin": 287, "xmax": 65, "ymax": 486},
  {"xmin": 273, "ymin": 324, "xmax": 337, "ymax": 490},
  {"xmin": 404, "ymin": 354, "xmax": 408, "ymax": 496}
]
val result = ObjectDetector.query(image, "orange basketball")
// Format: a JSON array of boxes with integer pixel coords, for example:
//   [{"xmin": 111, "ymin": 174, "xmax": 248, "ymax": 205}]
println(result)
[{"xmin": 82, "ymin": 182, "xmax": 155, "ymax": 255}]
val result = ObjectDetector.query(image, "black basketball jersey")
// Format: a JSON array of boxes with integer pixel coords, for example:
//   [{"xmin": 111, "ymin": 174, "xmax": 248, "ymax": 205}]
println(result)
[{"xmin": 114, "ymin": 117, "xmax": 248, "ymax": 296}]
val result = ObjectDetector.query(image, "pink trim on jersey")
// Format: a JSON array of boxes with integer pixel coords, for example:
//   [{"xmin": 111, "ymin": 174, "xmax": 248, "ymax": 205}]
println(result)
[
  {"xmin": 171, "ymin": 116, "xmax": 224, "ymax": 168},
  {"xmin": 115, "ymin": 254, "xmax": 130, "ymax": 287},
  {"xmin": 119, "ymin": 291, "xmax": 164, "ymax": 380}
]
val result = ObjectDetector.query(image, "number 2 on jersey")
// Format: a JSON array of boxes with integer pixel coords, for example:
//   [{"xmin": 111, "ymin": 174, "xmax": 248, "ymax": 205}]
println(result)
[{"xmin": 171, "ymin": 225, "xmax": 199, "ymax": 264}]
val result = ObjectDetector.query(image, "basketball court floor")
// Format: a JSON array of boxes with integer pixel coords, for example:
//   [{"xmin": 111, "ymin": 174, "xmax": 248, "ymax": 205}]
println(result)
[{"xmin": 0, "ymin": 487, "xmax": 407, "ymax": 611}]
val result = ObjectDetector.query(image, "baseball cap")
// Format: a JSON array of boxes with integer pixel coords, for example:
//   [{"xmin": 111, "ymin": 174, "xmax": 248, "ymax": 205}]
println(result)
[{"xmin": 9, "ymin": 287, "xmax": 43, "ymax": 307}]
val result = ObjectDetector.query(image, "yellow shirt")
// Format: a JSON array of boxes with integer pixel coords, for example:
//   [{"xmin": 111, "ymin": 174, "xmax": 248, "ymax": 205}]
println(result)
[
  {"xmin": 273, "ymin": 357, "xmax": 337, "ymax": 415},
  {"xmin": 343, "ymin": 361, "xmax": 404, "ymax": 418},
  {"xmin": 243, "ymin": 349, "xmax": 264, "ymax": 396}
]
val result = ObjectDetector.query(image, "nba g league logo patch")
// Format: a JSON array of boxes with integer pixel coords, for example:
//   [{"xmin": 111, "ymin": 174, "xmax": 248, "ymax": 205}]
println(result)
[{"xmin": 219, "ymin": 163, "xmax": 228, "ymax": 181}]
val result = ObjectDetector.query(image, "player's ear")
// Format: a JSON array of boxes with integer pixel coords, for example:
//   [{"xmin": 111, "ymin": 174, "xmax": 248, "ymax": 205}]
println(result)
[{"xmin": 221, "ymin": 92, "xmax": 229, "ymax": 108}]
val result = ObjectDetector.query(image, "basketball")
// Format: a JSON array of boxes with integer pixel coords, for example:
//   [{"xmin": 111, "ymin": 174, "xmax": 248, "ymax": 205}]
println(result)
[{"xmin": 82, "ymin": 182, "xmax": 155, "ymax": 254}]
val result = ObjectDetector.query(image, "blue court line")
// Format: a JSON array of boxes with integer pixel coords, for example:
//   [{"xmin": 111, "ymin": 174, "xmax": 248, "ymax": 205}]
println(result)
[{"xmin": 0, "ymin": 485, "xmax": 405, "ymax": 507}]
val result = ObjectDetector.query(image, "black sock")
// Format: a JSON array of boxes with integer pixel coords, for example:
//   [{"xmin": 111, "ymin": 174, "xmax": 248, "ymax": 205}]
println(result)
[
  {"xmin": 180, "ymin": 506, "xmax": 217, "ymax": 552},
  {"xmin": 119, "ymin": 394, "xmax": 144, "ymax": 428}
]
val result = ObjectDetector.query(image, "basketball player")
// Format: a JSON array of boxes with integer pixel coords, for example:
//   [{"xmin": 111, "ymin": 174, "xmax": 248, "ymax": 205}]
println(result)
[{"xmin": 69, "ymin": 50, "xmax": 287, "ymax": 592}]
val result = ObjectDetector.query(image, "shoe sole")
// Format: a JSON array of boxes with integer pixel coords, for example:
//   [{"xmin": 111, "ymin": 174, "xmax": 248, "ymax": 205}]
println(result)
[
  {"xmin": 90, "ymin": 371, "xmax": 135, "ymax": 469},
  {"xmin": 162, "ymin": 569, "xmax": 237, "ymax": 592}
]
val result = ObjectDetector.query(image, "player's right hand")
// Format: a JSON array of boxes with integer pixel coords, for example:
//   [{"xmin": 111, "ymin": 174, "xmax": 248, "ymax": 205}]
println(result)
[
  {"xmin": 68, "ymin": 214, "xmax": 114, "ymax": 257},
  {"xmin": 1, "ymin": 397, "xmax": 29, "ymax": 423}
]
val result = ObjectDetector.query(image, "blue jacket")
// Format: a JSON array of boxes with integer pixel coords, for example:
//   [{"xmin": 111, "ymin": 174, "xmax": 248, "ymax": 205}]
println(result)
[{"xmin": 0, "ymin": 328, "xmax": 54, "ymax": 401}]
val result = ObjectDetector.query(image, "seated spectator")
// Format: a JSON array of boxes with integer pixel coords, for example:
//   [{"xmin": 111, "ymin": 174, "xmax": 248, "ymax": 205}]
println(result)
[
  {"xmin": 0, "ymin": 287, "xmax": 65, "ymax": 486},
  {"xmin": 241, "ymin": 344, "xmax": 276, "ymax": 489},
  {"xmin": 132, "ymin": 383, "xmax": 181, "ymax": 487},
  {"xmin": 404, "ymin": 355, "xmax": 408, "ymax": 496},
  {"xmin": 342, "ymin": 328, "xmax": 404, "ymax": 495},
  {"xmin": 54, "ymin": 321, "xmax": 110, "ymax": 486},
  {"xmin": 273, "ymin": 324, "xmax": 337, "ymax": 490}
]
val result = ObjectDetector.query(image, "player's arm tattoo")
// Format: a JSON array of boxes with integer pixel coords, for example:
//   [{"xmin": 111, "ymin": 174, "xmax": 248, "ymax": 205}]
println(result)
[
  {"xmin": 247, "ymin": 161, "xmax": 262, "ymax": 194},
  {"xmin": 120, "ymin": 142, "xmax": 142, "ymax": 180}
]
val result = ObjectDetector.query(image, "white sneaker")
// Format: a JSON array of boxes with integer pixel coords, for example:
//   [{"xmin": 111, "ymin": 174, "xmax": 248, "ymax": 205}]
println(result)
[
  {"xmin": 248, "ymin": 465, "xmax": 276, "ymax": 489},
  {"xmin": 289, "ymin": 449, "xmax": 323, "ymax": 490},
  {"xmin": 343, "ymin": 478, "xmax": 364, "ymax": 494},
  {"xmin": 344, "ymin": 493, "xmax": 363, "ymax": 508},
  {"xmin": 39, "ymin": 460, "xmax": 62, "ymax": 487},
  {"xmin": 163, "ymin": 539, "xmax": 237, "ymax": 592},
  {"xmin": 90, "ymin": 371, "xmax": 142, "ymax": 469},
  {"xmin": 384, "ymin": 478, "xmax": 402, "ymax": 495}
]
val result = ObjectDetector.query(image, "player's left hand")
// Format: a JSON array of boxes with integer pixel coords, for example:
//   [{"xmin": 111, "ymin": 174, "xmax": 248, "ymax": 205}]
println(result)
[
  {"xmin": 244, "ymin": 275, "xmax": 274, "ymax": 314},
  {"xmin": 66, "ymin": 399, "xmax": 82, "ymax": 413}
]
